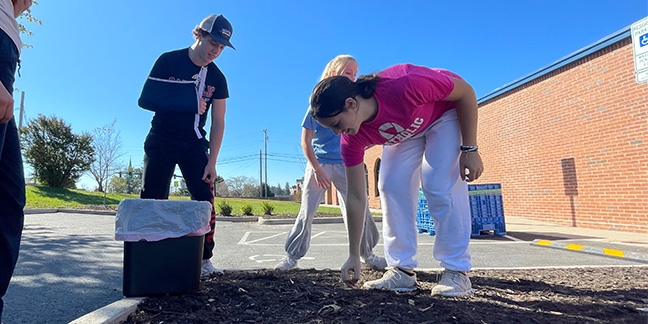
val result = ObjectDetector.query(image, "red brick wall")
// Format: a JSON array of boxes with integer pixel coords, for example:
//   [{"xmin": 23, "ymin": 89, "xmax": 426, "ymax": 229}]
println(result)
[{"xmin": 476, "ymin": 38, "xmax": 647, "ymax": 233}]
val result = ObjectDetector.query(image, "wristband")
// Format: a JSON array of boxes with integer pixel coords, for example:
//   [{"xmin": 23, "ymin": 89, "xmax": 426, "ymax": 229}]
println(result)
[{"xmin": 460, "ymin": 145, "xmax": 478, "ymax": 152}]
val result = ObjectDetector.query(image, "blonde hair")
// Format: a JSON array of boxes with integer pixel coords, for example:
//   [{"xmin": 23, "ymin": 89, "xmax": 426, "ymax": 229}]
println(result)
[{"xmin": 319, "ymin": 55, "xmax": 356, "ymax": 81}]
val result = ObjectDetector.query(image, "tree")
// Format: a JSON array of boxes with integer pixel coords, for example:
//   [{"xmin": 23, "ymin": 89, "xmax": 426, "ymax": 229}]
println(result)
[
  {"xmin": 275, "ymin": 182, "xmax": 284, "ymax": 195},
  {"xmin": 214, "ymin": 176, "xmax": 228, "ymax": 197},
  {"xmin": 89, "ymin": 120, "xmax": 124, "ymax": 200},
  {"xmin": 108, "ymin": 176, "xmax": 127, "ymax": 194},
  {"xmin": 227, "ymin": 176, "xmax": 256, "ymax": 197},
  {"xmin": 108, "ymin": 166, "xmax": 143, "ymax": 194},
  {"xmin": 21, "ymin": 114, "xmax": 94, "ymax": 188},
  {"xmin": 284, "ymin": 182, "xmax": 291, "ymax": 195},
  {"xmin": 260, "ymin": 182, "xmax": 274, "ymax": 198},
  {"xmin": 243, "ymin": 183, "xmax": 260, "ymax": 197},
  {"xmin": 16, "ymin": 1, "xmax": 42, "ymax": 49}
]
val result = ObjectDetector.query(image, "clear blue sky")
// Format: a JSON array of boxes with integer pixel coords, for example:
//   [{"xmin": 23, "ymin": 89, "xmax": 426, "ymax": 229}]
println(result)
[{"xmin": 13, "ymin": 0, "xmax": 648, "ymax": 190}]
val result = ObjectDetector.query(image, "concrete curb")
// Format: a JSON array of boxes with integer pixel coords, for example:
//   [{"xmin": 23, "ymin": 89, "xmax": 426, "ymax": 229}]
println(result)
[
  {"xmin": 531, "ymin": 239, "xmax": 648, "ymax": 264},
  {"xmin": 68, "ymin": 298, "xmax": 144, "ymax": 324},
  {"xmin": 24, "ymin": 208, "xmax": 58, "ymax": 214},
  {"xmin": 214, "ymin": 216, "xmax": 258, "ymax": 222},
  {"xmin": 58, "ymin": 209, "xmax": 117, "ymax": 216}
]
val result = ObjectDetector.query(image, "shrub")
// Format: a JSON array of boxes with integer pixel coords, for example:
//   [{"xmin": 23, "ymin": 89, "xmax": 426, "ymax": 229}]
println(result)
[
  {"xmin": 217, "ymin": 201, "xmax": 232, "ymax": 216},
  {"xmin": 240, "ymin": 204, "xmax": 253, "ymax": 216},
  {"xmin": 261, "ymin": 201, "xmax": 275, "ymax": 215}
]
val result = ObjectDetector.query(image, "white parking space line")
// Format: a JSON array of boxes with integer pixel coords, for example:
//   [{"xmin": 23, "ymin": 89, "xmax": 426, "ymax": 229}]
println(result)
[
  {"xmin": 242, "ymin": 231, "xmax": 288, "ymax": 245},
  {"xmin": 237, "ymin": 230, "xmax": 530, "ymax": 246}
]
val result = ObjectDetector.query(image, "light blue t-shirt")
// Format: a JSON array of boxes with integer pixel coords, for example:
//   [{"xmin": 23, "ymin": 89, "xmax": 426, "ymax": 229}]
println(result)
[{"xmin": 301, "ymin": 108, "xmax": 343, "ymax": 164}]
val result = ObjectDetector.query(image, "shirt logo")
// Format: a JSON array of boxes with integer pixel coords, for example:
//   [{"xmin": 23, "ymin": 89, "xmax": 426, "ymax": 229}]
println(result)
[
  {"xmin": 379, "ymin": 122, "xmax": 404, "ymax": 140},
  {"xmin": 380, "ymin": 118, "xmax": 425, "ymax": 145}
]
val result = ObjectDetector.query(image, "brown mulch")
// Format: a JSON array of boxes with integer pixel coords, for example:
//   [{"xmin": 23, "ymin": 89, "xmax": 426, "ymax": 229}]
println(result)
[{"xmin": 123, "ymin": 267, "xmax": 648, "ymax": 324}]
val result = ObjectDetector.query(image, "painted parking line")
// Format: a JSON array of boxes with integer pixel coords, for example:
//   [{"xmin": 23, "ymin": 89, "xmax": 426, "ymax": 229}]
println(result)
[
  {"xmin": 237, "ymin": 231, "xmax": 530, "ymax": 246},
  {"xmin": 531, "ymin": 239, "xmax": 648, "ymax": 263}
]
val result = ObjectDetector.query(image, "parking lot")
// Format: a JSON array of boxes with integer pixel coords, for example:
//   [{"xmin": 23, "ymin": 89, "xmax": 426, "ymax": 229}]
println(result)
[{"xmin": 4, "ymin": 211, "xmax": 648, "ymax": 324}]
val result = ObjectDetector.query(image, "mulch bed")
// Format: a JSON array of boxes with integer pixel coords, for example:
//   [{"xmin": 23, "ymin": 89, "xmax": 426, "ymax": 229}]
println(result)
[{"xmin": 123, "ymin": 266, "xmax": 648, "ymax": 324}]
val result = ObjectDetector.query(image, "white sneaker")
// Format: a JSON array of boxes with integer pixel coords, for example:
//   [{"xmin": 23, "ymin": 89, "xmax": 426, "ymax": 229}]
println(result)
[
  {"xmin": 363, "ymin": 267, "xmax": 417, "ymax": 292},
  {"xmin": 201, "ymin": 259, "xmax": 224, "ymax": 277},
  {"xmin": 275, "ymin": 257, "xmax": 297, "ymax": 271},
  {"xmin": 431, "ymin": 270, "xmax": 475, "ymax": 297},
  {"xmin": 363, "ymin": 254, "xmax": 388, "ymax": 271}
]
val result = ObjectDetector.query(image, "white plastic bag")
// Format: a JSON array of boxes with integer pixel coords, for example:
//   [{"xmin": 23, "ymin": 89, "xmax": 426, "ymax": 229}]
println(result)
[{"xmin": 115, "ymin": 198, "xmax": 212, "ymax": 242}]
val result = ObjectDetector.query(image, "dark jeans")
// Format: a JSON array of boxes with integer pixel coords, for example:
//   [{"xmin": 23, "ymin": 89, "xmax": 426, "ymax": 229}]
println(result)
[
  {"xmin": 0, "ymin": 29, "xmax": 25, "ymax": 322},
  {"xmin": 140, "ymin": 138, "xmax": 216, "ymax": 259}
]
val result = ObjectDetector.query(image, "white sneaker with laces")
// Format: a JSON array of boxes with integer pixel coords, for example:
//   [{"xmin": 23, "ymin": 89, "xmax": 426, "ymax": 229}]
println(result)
[
  {"xmin": 201, "ymin": 259, "xmax": 224, "ymax": 277},
  {"xmin": 431, "ymin": 269, "xmax": 475, "ymax": 297},
  {"xmin": 275, "ymin": 257, "xmax": 297, "ymax": 271},
  {"xmin": 363, "ymin": 267, "xmax": 417, "ymax": 292},
  {"xmin": 363, "ymin": 254, "xmax": 388, "ymax": 271}
]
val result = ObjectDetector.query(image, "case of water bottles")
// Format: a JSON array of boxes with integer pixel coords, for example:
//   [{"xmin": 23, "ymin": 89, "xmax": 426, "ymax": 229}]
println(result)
[{"xmin": 416, "ymin": 184, "xmax": 507, "ymax": 237}]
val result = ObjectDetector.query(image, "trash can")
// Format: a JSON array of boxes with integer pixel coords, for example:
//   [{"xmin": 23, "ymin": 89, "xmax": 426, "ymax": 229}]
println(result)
[{"xmin": 115, "ymin": 199, "xmax": 212, "ymax": 297}]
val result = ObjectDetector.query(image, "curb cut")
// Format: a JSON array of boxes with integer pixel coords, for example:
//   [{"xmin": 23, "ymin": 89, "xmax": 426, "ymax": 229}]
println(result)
[
  {"xmin": 530, "ymin": 239, "xmax": 648, "ymax": 264},
  {"xmin": 68, "ymin": 298, "xmax": 144, "ymax": 324}
]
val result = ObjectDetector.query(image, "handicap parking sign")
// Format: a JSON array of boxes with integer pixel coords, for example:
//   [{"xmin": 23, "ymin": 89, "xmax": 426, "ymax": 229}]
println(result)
[{"xmin": 641, "ymin": 33, "xmax": 648, "ymax": 47}]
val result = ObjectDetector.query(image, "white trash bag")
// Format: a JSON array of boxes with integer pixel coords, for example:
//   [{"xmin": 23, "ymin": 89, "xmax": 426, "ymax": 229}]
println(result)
[{"xmin": 115, "ymin": 198, "xmax": 212, "ymax": 242}]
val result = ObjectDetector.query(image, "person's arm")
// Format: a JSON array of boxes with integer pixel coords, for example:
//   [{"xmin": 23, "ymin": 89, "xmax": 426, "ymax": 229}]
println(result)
[
  {"xmin": 13, "ymin": 0, "xmax": 32, "ymax": 18},
  {"xmin": 202, "ymin": 99, "xmax": 226, "ymax": 183},
  {"xmin": 445, "ymin": 78, "xmax": 483, "ymax": 181},
  {"xmin": 340, "ymin": 162, "xmax": 367, "ymax": 284},
  {"xmin": 138, "ymin": 55, "xmax": 198, "ymax": 114},
  {"xmin": 301, "ymin": 128, "xmax": 331, "ymax": 189},
  {"xmin": 0, "ymin": 85, "xmax": 13, "ymax": 124}
]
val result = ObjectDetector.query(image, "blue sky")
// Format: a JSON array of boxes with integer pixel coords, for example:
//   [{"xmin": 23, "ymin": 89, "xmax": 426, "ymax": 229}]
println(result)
[{"xmin": 13, "ymin": 0, "xmax": 648, "ymax": 190}]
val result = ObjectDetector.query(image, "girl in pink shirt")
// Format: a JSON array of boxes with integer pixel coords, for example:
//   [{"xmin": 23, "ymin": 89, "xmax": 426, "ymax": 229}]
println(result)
[{"xmin": 310, "ymin": 64, "xmax": 483, "ymax": 296}]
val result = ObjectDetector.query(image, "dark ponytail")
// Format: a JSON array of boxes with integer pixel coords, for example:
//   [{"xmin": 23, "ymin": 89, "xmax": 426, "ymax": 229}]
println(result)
[
  {"xmin": 310, "ymin": 74, "xmax": 381, "ymax": 118},
  {"xmin": 355, "ymin": 73, "xmax": 379, "ymax": 98}
]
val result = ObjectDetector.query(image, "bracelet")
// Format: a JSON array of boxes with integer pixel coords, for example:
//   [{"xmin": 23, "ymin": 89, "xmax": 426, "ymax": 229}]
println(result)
[{"xmin": 460, "ymin": 145, "xmax": 478, "ymax": 152}]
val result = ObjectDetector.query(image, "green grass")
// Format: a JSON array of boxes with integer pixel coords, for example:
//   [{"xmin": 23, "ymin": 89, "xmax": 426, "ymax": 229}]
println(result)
[
  {"xmin": 213, "ymin": 197, "xmax": 341, "ymax": 215},
  {"xmin": 25, "ymin": 186, "xmax": 343, "ymax": 215}
]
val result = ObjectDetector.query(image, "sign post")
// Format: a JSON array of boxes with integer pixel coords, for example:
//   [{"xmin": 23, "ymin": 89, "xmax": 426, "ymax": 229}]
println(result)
[{"xmin": 631, "ymin": 16, "xmax": 648, "ymax": 83}]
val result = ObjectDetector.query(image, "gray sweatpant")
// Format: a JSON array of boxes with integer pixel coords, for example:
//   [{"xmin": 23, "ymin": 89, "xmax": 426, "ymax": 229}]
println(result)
[{"xmin": 284, "ymin": 163, "xmax": 380, "ymax": 260}]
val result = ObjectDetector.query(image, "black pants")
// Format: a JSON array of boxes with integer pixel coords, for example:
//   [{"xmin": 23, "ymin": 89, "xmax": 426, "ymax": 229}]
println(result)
[
  {"xmin": 0, "ymin": 30, "xmax": 25, "ymax": 322},
  {"xmin": 140, "ymin": 138, "xmax": 216, "ymax": 260}
]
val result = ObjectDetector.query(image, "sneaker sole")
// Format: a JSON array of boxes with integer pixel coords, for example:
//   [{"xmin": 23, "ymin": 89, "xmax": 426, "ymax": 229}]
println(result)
[
  {"xmin": 364, "ymin": 286, "xmax": 417, "ymax": 292},
  {"xmin": 432, "ymin": 289, "xmax": 475, "ymax": 297}
]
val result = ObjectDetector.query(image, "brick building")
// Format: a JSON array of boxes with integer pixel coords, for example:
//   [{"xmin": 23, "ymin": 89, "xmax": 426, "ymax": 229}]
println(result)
[{"xmin": 325, "ymin": 26, "xmax": 648, "ymax": 234}]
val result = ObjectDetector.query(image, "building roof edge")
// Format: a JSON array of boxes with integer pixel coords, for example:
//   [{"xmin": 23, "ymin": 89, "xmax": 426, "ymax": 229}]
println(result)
[{"xmin": 477, "ymin": 26, "xmax": 631, "ymax": 104}]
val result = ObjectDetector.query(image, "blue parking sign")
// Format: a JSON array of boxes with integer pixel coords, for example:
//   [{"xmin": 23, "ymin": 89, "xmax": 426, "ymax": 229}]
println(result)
[{"xmin": 642, "ymin": 33, "xmax": 648, "ymax": 47}]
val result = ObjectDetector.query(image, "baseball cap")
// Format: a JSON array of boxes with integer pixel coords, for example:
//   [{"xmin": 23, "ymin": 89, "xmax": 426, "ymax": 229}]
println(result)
[{"xmin": 199, "ymin": 14, "xmax": 235, "ymax": 49}]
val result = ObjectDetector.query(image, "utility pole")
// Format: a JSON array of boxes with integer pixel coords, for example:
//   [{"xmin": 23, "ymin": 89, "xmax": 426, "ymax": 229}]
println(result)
[
  {"xmin": 259, "ymin": 149, "xmax": 262, "ymax": 198},
  {"xmin": 18, "ymin": 91, "xmax": 24, "ymax": 129},
  {"xmin": 263, "ymin": 129, "xmax": 268, "ymax": 198}
]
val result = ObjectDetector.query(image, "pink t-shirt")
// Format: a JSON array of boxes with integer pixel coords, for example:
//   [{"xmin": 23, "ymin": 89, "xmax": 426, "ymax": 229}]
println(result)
[{"xmin": 341, "ymin": 64, "xmax": 460, "ymax": 167}]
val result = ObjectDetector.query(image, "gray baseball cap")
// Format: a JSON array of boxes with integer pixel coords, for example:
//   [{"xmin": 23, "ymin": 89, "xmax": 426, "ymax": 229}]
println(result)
[{"xmin": 199, "ymin": 14, "xmax": 235, "ymax": 49}]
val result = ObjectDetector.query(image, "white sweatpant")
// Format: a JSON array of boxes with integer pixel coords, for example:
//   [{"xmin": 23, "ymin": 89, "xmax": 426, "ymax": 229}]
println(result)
[
  {"xmin": 284, "ymin": 163, "xmax": 380, "ymax": 260},
  {"xmin": 379, "ymin": 109, "xmax": 471, "ymax": 271}
]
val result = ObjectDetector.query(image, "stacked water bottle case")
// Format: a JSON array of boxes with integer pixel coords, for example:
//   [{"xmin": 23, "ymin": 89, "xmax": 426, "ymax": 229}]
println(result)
[{"xmin": 416, "ymin": 184, "xmax": 506, "ymax": 237}]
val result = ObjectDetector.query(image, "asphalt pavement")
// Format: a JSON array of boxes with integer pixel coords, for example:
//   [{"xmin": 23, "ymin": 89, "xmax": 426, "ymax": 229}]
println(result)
[{"xmin": 3, "ymin": 210, "xmax": 648, "ymax": 324}]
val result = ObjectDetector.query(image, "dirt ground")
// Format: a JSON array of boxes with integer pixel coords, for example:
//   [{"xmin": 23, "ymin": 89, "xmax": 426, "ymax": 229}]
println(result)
[{"xmin": 123, "ymin": 266, "xmax": 648, "ymax": 324}]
